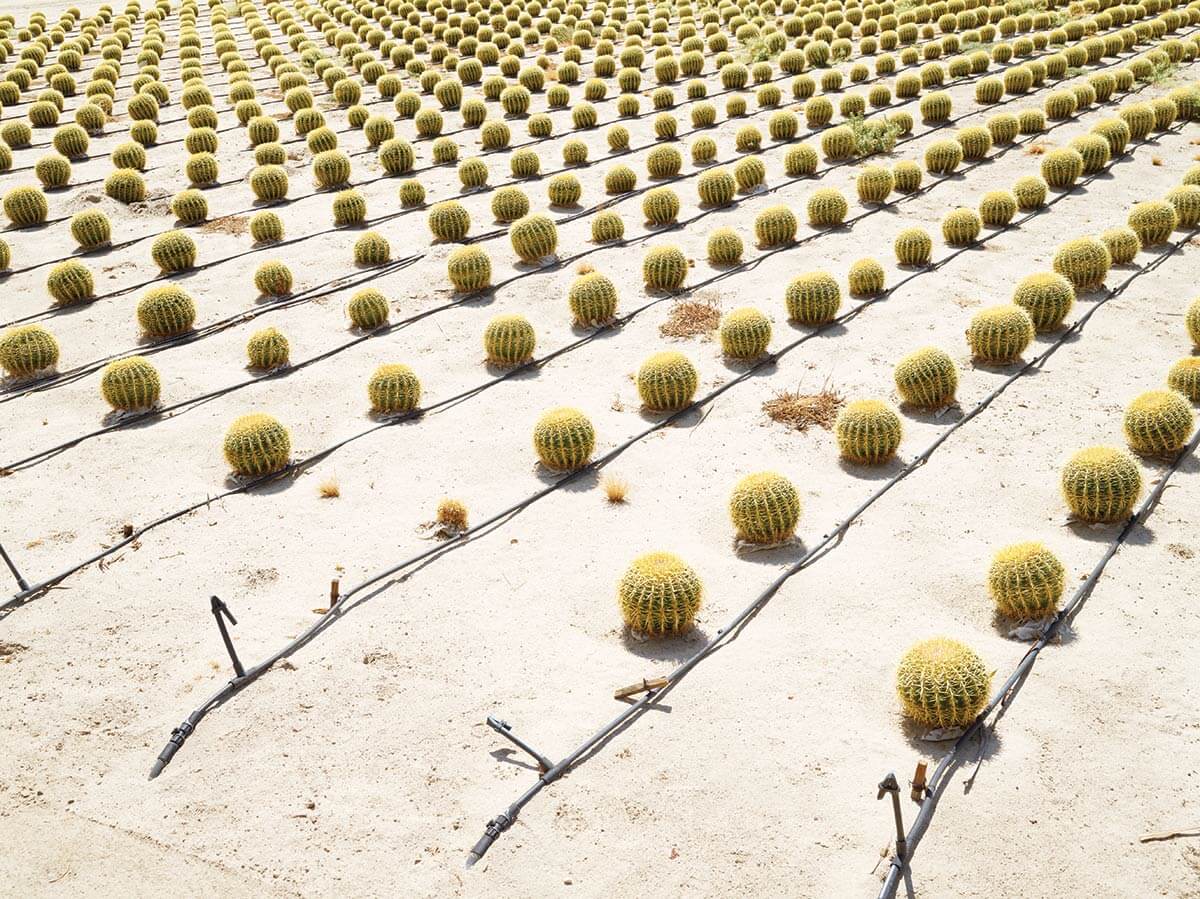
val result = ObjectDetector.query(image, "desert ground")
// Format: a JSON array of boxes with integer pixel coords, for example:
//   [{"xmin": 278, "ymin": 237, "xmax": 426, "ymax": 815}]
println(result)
[{"xmin": 2, "ymin": 0, "xmax": 1199, "ymax": 897}]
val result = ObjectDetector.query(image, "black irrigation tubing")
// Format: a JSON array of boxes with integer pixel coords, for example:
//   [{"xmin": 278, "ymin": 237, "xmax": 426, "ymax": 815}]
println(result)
[
  {"xmin": 0, "ymin": 538, "xmax": 30, "ymax": 593},
  {"xmin": 134, "ymin": 144, "xmax": 1198, "ymax": 783},
  {"xmin": 878, "ymin": 420, "xmax": 1200, "ymax": 899},
  {"xmin": 460, "ymin": 222, "xmax": 1200, "ymax": 869}
]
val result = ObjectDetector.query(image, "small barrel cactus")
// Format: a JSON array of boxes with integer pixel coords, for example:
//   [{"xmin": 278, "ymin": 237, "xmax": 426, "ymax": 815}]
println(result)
[
  {"xmin": 1123, "ymin": 389, "xmax": 1194, "ymax": 456},
  {"xmin": 35, "ymin": 154, "xmax": 72, "ymax": 188},
  {"xmin": 987, "ymin": 541, "xmax": 1066, "ymax": 619},
  {"xmin": 547, "ymin": 173, "xmax": 582, "ymax": 207},
  {"xmin": 0, "ymin": 324, "xmax": 59, "ymax": 377},
  {"xmin": 1052, "ymin": 237, "xmax": 1111, "ymax": 291},
  {"xmin": 1040, "ymin": 148, "xmax": 1084, "ymax": 189},
  {"xmin": 942, "ymin": 208, "xmax": 982, "ymax": 247},
  {"xmin": 896, "ymin": 638, "xmax": 990, "ymax": 729},
  {"xmin": 894, "ymin": 346, "xmax": 958, "ymax": 408},
  {"xmin": 171, "ymin": 188, "xmax": 208, "ymax": 224},
  {"xmin": 785, "ymin": 144, "xmax": 819, "ymax": 178},
  {"xmin": 1167, "ymin": 358, "xmax": 1200, "ymax": 402},
  {"xmin": 353, "ymin": 231, "xmax": 391, "ymax": 267},
  {"xmin": 491, "ymin": 187, "xmax": 530, "ymax": 223},
  {"xmin": 836, "ymin": 399, "xmax": 903, "ymax": 464},
  {"xmin": 4, "ymin": 186, "xmax": 50, "ymax": 227},
  {"xmin": 592, "ymin": 212, "xmax": 625, "ymax": 244},
  {"xmin": 697, "ymin": 168, "xmax": 736, "ymax": 207},
  {"xmin": 446, "ymin": 246, "xmax": 492, "ymax": 293},
  {"xmin": 568, "ymin": 272, "xmax": 618, "ymax": 326},
  {"xmin": 643, "ymin": 187, "xmax": 681, "ymax": 226},
  {"xmin": 1012, "ymin": 176, "xmax": 1047, "ymax": 211},
  {"xmin": 100, "ymin": 356, "xmax": 160, "ymax": 411},
  {"xmin": 46, "ymin": 260, "xmax": 94, "ymax": 306},
  {"xmin": 979, "ymin": 191, "xmax": 1017, "ymax": 228},
  {"xmin": 1012, "ymin": 272, "xmax": 1074, "ymax": 331},
  {"xmin": 729, "ymin": 471, "xmax": 801, "ymax": 544},
  {"xmin": 510, "ymin": 214, "xmax": 558, "ymax": 263},
  {"xmin": 848, "ymin": 258, "xmax": 886, "ymax": 297},
  {"xmin": 250, "ymin": 212, "xmax": 284, "ymax": 244},
  {"xmin": 1069, "ymin": 134, "xmax": 1111, "ymax": 175},
  {"xmin": 708, "ymin": 228, "xmax": 744, "ymax": 266},
  {"xmin": 637, "ymin": 351, "xmax": 699, "ymax": 412},
  {"xmin": 312, "ymin": 150, "xmax": 352, "ymax": 189},
  {"xmin": 137, "ymin": 286, "xmax": 196, "ymax": 337},
  {"xmin": 1126, "ymin": 200, "xmax": 1179, "ymax": 247},
  {"xmin": 735, "ymin": 157, "xmax": 767, "ymax": 192},
  {"xmin": 428, "ymin": 201, "xmax": 471, "ymax": 241},
  {"xmin": 857, "ymin": 166, "xmax": 895, "ymax": 204},
  {"xmin": 223, "ymin": 413, "xmax": 291, "ymax": 477},
  {"xmin": 894, "ymin": 228, "xmax": 934, "ymax": 266},
  {"xmin": 483, "ymin": 314, "xmax": 536, "ymax": 366},
  {"xmin": 246, "ymin": 327, "xmax": 289, "ymax": 370},
  {"xmin": 253, "ymin": 261, "xmax": 293, "ymax": 297},
  {"xmin": 643, "ymin": 245, "xmax": 688, "ymax": 291},
  {"xmin": 785, "ymin": 272, "xmax": 842, "ymax": 325},
  {"xmin": 966, "ymin": 305, "xmax": 1035, "ymax": 363},
  {"xmin": 105, "ymin": 169, "xmax": 146, "ymax": 204},
  {"xmin": 806, "ymin": 188, "xmax": 848, "ymax": 227},
  {"xmin": 332, "ymin": 189, "xmax": 367, "ymax": 226},
  {"xmin": 956, "ymin": 126, "xmax": 992, "ymax": 161},
  {"xmin": 347, "ymin": 288, "xmax": 390, "ymax": 330},
  {"xmin": 719, "ymin": 307, "xmax": 771, "ymax": 359},
  {"xmin": 367, "ymin": 364, "xmax": 422, "ymax": 414},
  {"xmin": 70, "ymin": 210, "xmax": 111, "ymax": 249},
  {"xmin": 150, "ymin": 230, "xmax": 197, "ymax": 273},
  {"xmin": 892, "ymin": 161, "xmax": 923, "ymax": 194},
  {"xmin": 533, "ymin": 406, "xmax": 596, "ymax": 470},
  {"xmin": 755, "ymin": 205, "xmax": 798, "ymax": 248},
  {"xmin": 618, "ymin": 552, "xmax": 702, "ymax": 637},
  {"xmin": 1061, "ymin": 445, "xmax": 1142, "ymax": 522},
  {"xmin": 1166, "ymin": 185, "xmax": 1200, "ymax": 229},
  {"xmin": 1188, "ymin": 297, "xmax": 1200, "ymax": 348}
]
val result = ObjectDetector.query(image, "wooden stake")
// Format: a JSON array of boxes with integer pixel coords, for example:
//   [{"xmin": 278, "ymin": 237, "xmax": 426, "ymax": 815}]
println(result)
[
  {"xmin": 330, "ymin": 578, "xmax": 340, "ymax": 605},
  {"xmin": 613, "ymin": 676, "xmax": 668, "ymax": 700},
  {"xmin": 911, "ymin": 761, "xmax": 928, "ymax": 802}
]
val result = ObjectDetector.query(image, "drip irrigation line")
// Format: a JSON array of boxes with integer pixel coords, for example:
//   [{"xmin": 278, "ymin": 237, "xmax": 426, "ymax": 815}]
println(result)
[
  {"xmin": 0, "ymin": 539, "xmax": 30, "ymax": 593},
  {"xmin": 460, "ymin": 223, "xmax": 1200, "ymax": 869},
  {"xmin": 877, "ymin": 421, "xmax": 1200, "ymax": 899},
  {"xmin": 134, "ymin": 148, "xmax": 1197, "ymax": 783}
]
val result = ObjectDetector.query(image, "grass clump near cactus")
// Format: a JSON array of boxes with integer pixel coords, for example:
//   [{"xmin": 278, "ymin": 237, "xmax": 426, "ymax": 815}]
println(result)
[
  {"xmin": 987, "ymin": 542, "xmax": 1066, "ymax": 620},
  {"xmin": 785, "ymin": 272, "xmax": 842, "ymax": 325},
  {"xmin": 428, "ymin": 201, "xmax": 471, "ymax": 242},
  {"xmin": 0, "ymin": 324, "xmax": 59, "ymax": 377},
  {"xmin": 150, "ymin": 230, "xmax": 197, "ymax": 273},
  {"xmin": 637, "ymin": 351, "xmax": 699, "ymax": 412},
  {"xmin": 533, "ymin": 406, "xmax": 595, "ymax": 470},
  {"xmin": 223, "ymin": 413, "xmax": 291, "ymax": 477},
  {"xmin": 1167, "ymin": 358, "xmax": 1200, "ymax": 402},
  {"xmin": 1123, "ymin": 390, "xmax": 1194, "ymax": 456},
  {"xmin": 446, "ymin": 246, "xmax": 492, "ymax": 293},
  {"xmin": 4, "ymin": 186, "xmax": 49, "ymax": 227},
  {"xmin": 254, "ymin": 261, "xmax": 293, "ymax": 297},
  {"xmin": 618, "ymin": 552, "xmax": 702, "ymax": 637},
  {"xmin": 246, "ymin": 327, "xmax": 289, "ymax": 370},
  {"xmin": 137, "ymin": 287, "xmax": 196, "ymax": 338},
  {"xmin": 46, "ymin": 260, "xmax": 94, "ymax": 306},
  {"xmin": 755, "ymin": 205, "xmax": 797, "ymax": 247},
  {"xmin": 894, "ymin": 347, "xmax": 957, "ymax": 408},
  {"xmin": 568, "ymin": 272, "xmax": 619, "ymax": 326},
  {"xmin": 896, "ymin": 638, "xmax": 991, "ymax": 730},
  {"xmin": 100, "ymin": 356, "xmax": 160, "ymax": 411},
  {"xmin": 1061, "ymin": 446, "xmax": 1142, "ymax": 522},
  {"xmin": 510, "ymin": 214, "xmax": 558, "ymax": 263},
  {"xmin": 719, "ymin": 307, "xmax": 771, "ymax": 359},
  {"xmin": 643, "ymin": 245, "xmax": 688, "ymax": 291},
  {"xmin": 835, "ymin": 399, "xmax": 902, "ymax": 464},
  {"xmin": 1012, "ymin": 272, "xmax": 1074, "ymax": 331},
  {"xmin": 729, "ymin": 472, "xmax": 801, "ymax": 545},
  {"xmin": 483, "ymin": 314, "xmax": 536, "ymax": 366},
  {"xmin": 1127, "ymin": 200, "xmax": 1178, "ymax": 247},
  {"xmin": 1052, "ymin": 237, "xmax": 1111, "ymax": 291},
  {"xmin": 966, "ymin": 305, "xmax": 1035, "ymax": 363},
  {"xmin": 367, "ymin": 364, "xmax": 422, "ymax": 414},
  {"xmin": 347, "ymin": 289, "xmax": 390, "ymax": 331}
]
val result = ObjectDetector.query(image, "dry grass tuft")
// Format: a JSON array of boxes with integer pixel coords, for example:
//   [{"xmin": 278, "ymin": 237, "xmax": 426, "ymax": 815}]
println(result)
[
  {"xmin": 319, "ymin": 478, "xmax": 341, "ymax": 498},
  {"xmin": 763, "ymin": 387, "xmax": 845, "ymax": 432},
  {"xmin": 576, "ymin": 261, "xmax": 595, "ymax": 275},
  {"xmin": 200, "ymin": 215, "xmax": 250, "ymax": 236},
  {"xmin": 660, "ymin": 299, "xmax": 721, "ymax": 339},
  {"xmin": 436, "ymin": 498, "xmax": 469, "ymax": 530},
  {"xmin": 1151, "ymin": 156, "xmax": 1163, "ymax": 166},
  {"xmin": 1025, "ymin": 143, "xmax": 1048, "ymax": 155},
  {"xmin": 602, "ymin": 475, "xmax": 629, "ymax": 504}
]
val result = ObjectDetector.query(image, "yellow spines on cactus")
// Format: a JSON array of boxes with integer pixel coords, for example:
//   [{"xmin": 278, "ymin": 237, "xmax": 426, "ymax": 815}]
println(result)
[
  {"xmin": 69, "ymin": 210, "xmax": 111, "ymax": 249},
  {"xmin": 1166, "ymin": 186, "xmax": 1200, "ymax": 229},
  {"xmin": 105, "ymin": 168, "xmax": 146, "ymax": 203},
  {"xmin": 643, "ymin": 245, "xmax": 688, "ymax": 291},
  {"xmin": 483, "ymin": 314, "xmax": 536, "ymax": 366},
  {"xmin": 0, "ymin": 324, "xmax": 59, "ymax": 377},
  {"xmin": 1187, "ymin": 298, "xmax": 1200, "ymax": 348},
  {"xmin": 491, "ymin": 187, "xmax": 530, "ymax": 223},
  {"xmin": 35, "ymin": 153, "xmax": 71, "ymax": 188},
  {"xmin": 894, "ymin": 228, "xmax": 933, "ymax": 266},
  {"xmin": 785, "ymin": 271, "xmax": 841, "ymax": 325},
  {"xmin": 896, "ymin": 638, "xmax": 991, "ymax": 730},
  {"xmin": 848, "ymin": 258, "xmax": 885, "ymax": 297},
  {"xmin": 728, "ymin": 472, "xmax": 801, "ymax": 545},
  {"xmin": 46, "ymin": 260, "xmax": 94, "ymax": 306},
  {"xmin": 170, "ymin": 188, "xmax": 207, "ymax": 224},
  {"xmin": 894, "ymin": 346, "xmax": 957, "ymax": 408},
  {"xmin": 446, "ymin": 246, "xmax": 491, "ymax": 293},
  {"xmin": 1039, "ymin": 148, "xmax": 1083, "ymax": 189},
  {"xmin": 1012, "ymin": 272, "xmax": 1074, "ymax": 332},
  {"xmin": 246, "ymin": 327, "xmax": 289, "ymax": 370},
  {"xmin": 223, "ymin": 413, "xmax": 291, "ymax": 477},
  {"xmin": 510, "ymin": 214, "xmax": 558, "ymax": 263},
  {"xmin": 719, "ymin": 307, "xmax": 771, "ymax": 359},
  {"xmin": 253, "ymin": 261, "xmax": 292, "ymax": 297},
  {"xmin": 924, "ymin": 139, "xmax": 963, "ymax": 175},
  {"xmin": 547, "ymin": 173, "xmax": 582, "ymax": 206},
  {"xmin": 892, "ymin": 161, "xmax": 923, "ymax": 194},
  {"xmin": 1126, "ymin": 200, "xmax": 1178, "ymax": 247},
  {"xmin": 857, "ymin": 166, "xmax": 894, "ymax": 204},
  {"xmin": 100, "ymin": 356, "xmax": 160, "ymax": 410},
  {"xmin": 137, "ymin": 286, "xmax": 196, "ymax": 337},
  {"xmin": 150, "ymin": 230, "xmax": 197, "ymax": 273},
  {"xmin": 835, "ymin": 399, "xmax": 902, "ymax": 464},
  {"xmin": 618, "ymin": 552, "xmax": 702, "ymax": 637},
  {"xmin": 4, "ymin": 186, "xmax": 49, "ymax": 227},
  {"xmin": 643, "ymin": 187, "xmax": 681, "ymax": 226},
  {"xmin": 1167, "ymin": 358, "xmax": 1200, "ymax": 402},
  {"xmin": 367, "ymin": 363, "xmax": 422, "ymax": 414},
  {"xmin": 1061, "ymin": 446, "xmax": 1142, "ymax": 522},
  {"xmin": 637, "ymin": 351, "xmax": 698, "ymax": 412},
  {"xmin": 591, "ymin": 211, "xmax": 624, "ymax": 244},
  {"xmin": 820, "ymin": 125, "xmax": 855, "ymax": 160},
  {"xmin": 784, "ymin": 144, "xmax": 819, "ymax": 178},
  {"xmin": 1052, "ymin": 237, "xmax": 1111, "ymax": 292},
  {"xmin": 1012, "ymin": 176, "xmax": 1047, "ymax": 211},
  {"xmin": 966, "ymin": 305, "xmax": 1034, "ymax": 363},
  {"xmin": 697, "ymin": 168, "xmax": 736, "ymax": 207},
  {"xmin": 1123, "ymin": 389, "xmax": 1194, "ymax": 456},
  {"xmin": 353, "ymin": 231, "xmax": 391, "ymax": 267},
  {"xmin": 533, "ymin": 406, "xmax": 595, "ymax": 470},
  {"xmin": 979, "ymin": 191, "xmax": 1017, "ymax": 228},
  {"xmin": 347, "ymin": 288, "xmax": 390, "ymax": 331},
  {"xmin": 1069, "ymin": 134, "xmax": 1110, "ymax": 175},
  {"xmin": 1096, "ymin": 226, "xmax": 1139, "ymax": 265},
  {"xmin": 312, "ymin": 149, "xmax": 351, "ymax": 188},
  {"xmin": 568, "ymin": 272, "xmax": 618, "ymax": 326},
  {"xmin": 428, "ymin": 200, "xmax": 471, "ymax": 241},
  {"xmin": 806, "ymin": 188, "xmax": 848, "ymax": 227},
  {"xmin": 708, "ymin": 228, "xmax": 744, "ymax": 266},
  {"xmin": 332, "ymin": 189, "xmax": 368, "ymax": 226},
  {"xmin": 987, "ymin": 542, "xmax": 1066, "ymax": 619},
  {"xmin": 754, "ymin": 205, "xmax": 797, "ymax": 248},
  {"xmin": 250, "ymin": 164, "xmax": 289, "ymax": 201},
  {"xmin": 941, "ymin": 208, "xmax": 982, "ymax": 247},
  {"xmin": 734, "ymin": 157, "xmax": 766, "ymax": 192}
]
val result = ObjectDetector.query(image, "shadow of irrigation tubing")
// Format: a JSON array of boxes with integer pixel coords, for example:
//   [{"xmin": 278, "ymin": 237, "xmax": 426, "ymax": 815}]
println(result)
[
  {"xmin": 460, "ymin": 226, "xmax": 1200, "ymax": 868},
  {"xmin": 138, "ymin": 193, "xmax": 1196, "ymax": 784},
  {"xmin": 877, "ymin": 421, "xmax": 1200, "ymax": 899},
  {"xmin": 3, "ymin": 117, "xmax": 1186, "ymax": 611},
  {"xmin": 1, "ymin": 26, "xmax": 1170, "ymax": 308}
]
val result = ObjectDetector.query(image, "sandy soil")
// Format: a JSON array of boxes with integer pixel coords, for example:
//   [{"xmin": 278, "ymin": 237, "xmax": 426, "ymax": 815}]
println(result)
[{"xmin": 2, "ymin": 1, "xmax": 1199, "ymax": 897}]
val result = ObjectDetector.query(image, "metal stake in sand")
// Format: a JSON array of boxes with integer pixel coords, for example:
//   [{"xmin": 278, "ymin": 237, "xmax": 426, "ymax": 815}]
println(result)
[
  {"xmin": 210, "ymin": 595, "xmax": 246, "ymax": 678},
  {"xmin": 877, "ymin": 772, "xmax": 907, "ymax": 864}
]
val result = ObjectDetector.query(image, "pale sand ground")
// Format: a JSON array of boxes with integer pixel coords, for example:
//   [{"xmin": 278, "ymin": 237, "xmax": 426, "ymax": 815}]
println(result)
[{"xmin": 2, "ymin": 1, "xmax": 1199, "ymax": 897}]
